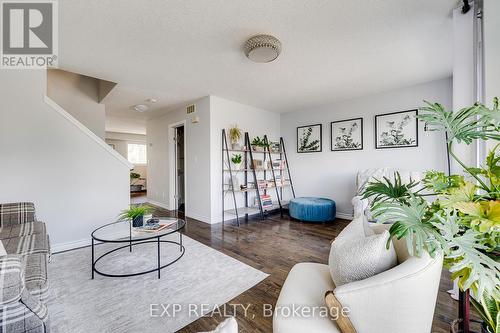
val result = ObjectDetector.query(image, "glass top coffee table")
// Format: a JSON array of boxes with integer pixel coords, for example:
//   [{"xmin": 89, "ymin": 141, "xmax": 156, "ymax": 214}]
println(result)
[{"xmin": 91, "ymin": 217, "xmax": 186, "ymax": 279}]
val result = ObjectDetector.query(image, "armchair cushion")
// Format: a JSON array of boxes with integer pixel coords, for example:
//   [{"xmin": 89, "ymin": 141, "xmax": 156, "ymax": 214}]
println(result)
[
  {"xmin": 0, "ymin": 202, "xmax": 36, "ymax": 227},
  {"xmin": 273, "ymin": 263, "xmax": 340, "ymax": 333},
  {"xmin": 0, "ymin": 255, "xmax": 24, "ymax": 305},
  {"xmin": 1, "ymin": 289, "xmax": 49, "ymax": 333},
  {"xmin": 0, "ymin": 255, "xmax": 49, "ymax": 333}
]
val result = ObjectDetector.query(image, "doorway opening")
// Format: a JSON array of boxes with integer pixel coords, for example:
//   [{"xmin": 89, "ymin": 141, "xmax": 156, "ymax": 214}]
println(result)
[{"xmin": 174, "ymin": 125, "xmax": 185, "ymax": 215}]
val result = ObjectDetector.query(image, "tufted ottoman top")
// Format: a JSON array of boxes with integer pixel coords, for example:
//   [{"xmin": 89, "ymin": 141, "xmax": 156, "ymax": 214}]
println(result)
[
  {"xmin": 290, "ymin": 197, "xmax": 334, "ymax": 205},
  {"xmin": 289, "ymin": 197, "xmax": 336, "ymax": 222}
]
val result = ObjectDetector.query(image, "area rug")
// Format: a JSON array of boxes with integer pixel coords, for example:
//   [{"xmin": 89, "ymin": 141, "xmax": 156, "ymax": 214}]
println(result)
[{"xmin": 47, "ymin": 233, "xmax": 268, "ymax": 333}]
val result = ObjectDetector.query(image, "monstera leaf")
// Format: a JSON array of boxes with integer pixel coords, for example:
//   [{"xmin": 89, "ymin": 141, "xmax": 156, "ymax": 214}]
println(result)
[
  {"xmin": 419, "ymin": 101, "xmax": 500, "ymax": 144},
  {"xmin": 454, "ymin": 201, "xmax": 500, "ymax": 233},
  {"xmin": 486, "ymin": 146, "xmax": 500, "ymax": 191},
  {"xmin": 432, "ymin": 212, "xmax": 500, "ymax": 299},
  {"xmin": 372, "ymin": 195, "xmax": 442, "ymax": 257},
  {"xmin": 438, "ymin": 181, "xmax": 477, "ymax": 208},
  {"xmin": 423, "ymin": 171, "xmax": 464, "ymax": 193}
]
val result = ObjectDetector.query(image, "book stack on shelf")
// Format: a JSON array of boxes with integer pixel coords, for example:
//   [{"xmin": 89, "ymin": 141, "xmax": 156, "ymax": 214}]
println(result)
[
  {"xmin": 275, "ymin": 175, "xmax": 289, "ymax": 187},
  {"xmin": 256, "ymin": 194, "xmax": 273, "ymax": 210},
  {"xmin": 271, "ymin": 159, "xmax": 284, "ymax": 170}
]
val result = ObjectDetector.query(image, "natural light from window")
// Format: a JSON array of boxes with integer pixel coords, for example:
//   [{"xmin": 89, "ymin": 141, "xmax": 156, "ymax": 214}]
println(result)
[{"xmin": 128, "ymin": 143, "xmax": 147, "ymax": 165}]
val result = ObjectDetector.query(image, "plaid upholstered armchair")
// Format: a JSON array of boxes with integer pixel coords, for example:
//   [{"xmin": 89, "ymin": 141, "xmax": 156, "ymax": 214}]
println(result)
[{"xmin": 0, "ymin": 202, "xmax": 51, "ymax": 333}]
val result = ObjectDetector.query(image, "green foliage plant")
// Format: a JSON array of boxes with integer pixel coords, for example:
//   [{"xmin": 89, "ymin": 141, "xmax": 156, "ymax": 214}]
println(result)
[
  {"xmin": 362, "ymin": 98, "xmax": 500, "ymax": 333},
  {"xmin": 118, "ymin": 205, "xmax": 153, "ymax": 221}
]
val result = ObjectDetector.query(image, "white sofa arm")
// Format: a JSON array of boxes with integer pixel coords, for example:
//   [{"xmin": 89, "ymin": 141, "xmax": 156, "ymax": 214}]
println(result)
[
  {"xmin": 351, "ymin": 196, "xmax": 368, "ymax": 218},
  {"xmin": 333, "ymin": 252, "xmax": 443, "ymax": 333}
]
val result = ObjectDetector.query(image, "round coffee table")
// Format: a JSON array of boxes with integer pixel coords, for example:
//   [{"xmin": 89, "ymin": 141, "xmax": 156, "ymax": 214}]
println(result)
[{"xmin": 91, "ymin": 217, "xmax": 186, "ymax": 279}]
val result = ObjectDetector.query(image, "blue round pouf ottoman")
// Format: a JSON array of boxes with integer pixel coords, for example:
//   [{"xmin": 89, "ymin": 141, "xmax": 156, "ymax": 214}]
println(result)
[{"xmin": 289, "ymin": 197, "xmax": 336, "ymax": 222}]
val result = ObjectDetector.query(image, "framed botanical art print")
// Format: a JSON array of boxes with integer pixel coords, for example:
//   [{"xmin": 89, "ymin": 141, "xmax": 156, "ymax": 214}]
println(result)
[
  {"xmin": 331, "ymin": 118, "xmax": 363, "ymax": 151},
  {"xmin": 297, "ymin": 124, "xmax": 322, "ymax": 153},
  {"xmin": 375, "ymin": 110, "xmax": 418, "ymax": 149}
]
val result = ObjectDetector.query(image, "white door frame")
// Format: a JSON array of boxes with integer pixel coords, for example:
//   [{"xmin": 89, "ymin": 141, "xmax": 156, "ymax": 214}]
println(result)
[{"xmin": 168, "ymin": 120, "xmax": 187, "ymax": 211}]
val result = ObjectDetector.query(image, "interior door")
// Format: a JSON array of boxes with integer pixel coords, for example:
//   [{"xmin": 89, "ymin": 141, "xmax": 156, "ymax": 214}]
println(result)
[{"xmin": 174, "ymin": 126, "xmax": 185, "ymax": 213}]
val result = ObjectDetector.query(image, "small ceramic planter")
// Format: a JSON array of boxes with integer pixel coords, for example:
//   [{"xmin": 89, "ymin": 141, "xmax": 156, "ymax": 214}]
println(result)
[
  {"xmin": 232, "ymin": 162, "xmax": 242, "ymax": 170},
  {"xmin": 132, "ymin": 215, "xmax": 144, "ymax": 227}
]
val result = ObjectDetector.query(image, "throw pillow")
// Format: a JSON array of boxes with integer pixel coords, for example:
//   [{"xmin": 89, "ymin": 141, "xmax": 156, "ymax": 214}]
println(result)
[
  {"xmin": 200, "ymin": 317, "xmax": 238, "ymax": 333},
  {"xmin": 328, "ymin": 215, "xmax": 397, "ymax": 286}
]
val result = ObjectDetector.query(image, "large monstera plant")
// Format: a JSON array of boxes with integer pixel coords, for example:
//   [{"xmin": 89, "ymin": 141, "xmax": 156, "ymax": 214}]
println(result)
[{"xmin": 363, "ymin": 98, "xmax": 500, "ymax": 333}]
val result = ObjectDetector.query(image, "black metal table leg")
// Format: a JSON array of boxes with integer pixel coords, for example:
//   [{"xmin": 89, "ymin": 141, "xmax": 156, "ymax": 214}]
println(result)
[
  {"xmin": 129, "ymin": 221, "xmax": 132, "ymax": 252},
  {"xmin": 157, "ymin": 237, "xmax": 161, "ymax": 279},
  {"xmin": 91, "ymin": 238, "xmax": 95, "ymax": 279},
  {"xmin": 180, "ymin": 233, "xmax": 183, "ymax": 252}
]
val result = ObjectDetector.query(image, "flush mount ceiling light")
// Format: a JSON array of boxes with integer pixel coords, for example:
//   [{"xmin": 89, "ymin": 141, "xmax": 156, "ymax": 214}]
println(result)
[
  {"xmin": 132, "ymin": 104, "xmax": 149, "ymax": 112},
  {"xmin": 146, "ymin": 98, "xmax": 157, "ymax": 103},
  {"xmin": 244, "ymin": 34, "xmax": 281, "ymax": 63}
]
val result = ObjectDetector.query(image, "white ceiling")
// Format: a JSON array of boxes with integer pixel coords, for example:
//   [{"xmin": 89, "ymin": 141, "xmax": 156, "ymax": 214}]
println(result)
[{"xmin": 58, "ymin": 0, "xmax": 456, "ymax": 126}]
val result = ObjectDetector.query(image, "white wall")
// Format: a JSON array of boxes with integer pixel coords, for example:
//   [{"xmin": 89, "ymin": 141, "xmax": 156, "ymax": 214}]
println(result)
[
  {"xmin": 484, "ymin": 0, "xmax": 499, "ymax": 158},
  {"xmin": 0, "ymin": 70, "xmax": 130, "ymax": 252},
  {"xmin": 147, "ymin": 95, "xmax": 281, "ymax": 223},
  {"xmin": 146, "ymin": 97, "xmax": 212, "ymax": 222},
  {"xmin": 484, "ymin": 0, "xmax": 499, "ymax": 106},
  {"xmin": 47, "ymin": 69, "xmax": 106, "ymax": 139},
  {"xmin": 451, "ymin": 5, "xmax": 478, "ymax": 172},
  {"xmin": 209, "ymin": 96, "xmax": 281, "ymax": 222},
  {"xmin": 280, "ymin": 78, "xmax": 451, "ymax": 218}
]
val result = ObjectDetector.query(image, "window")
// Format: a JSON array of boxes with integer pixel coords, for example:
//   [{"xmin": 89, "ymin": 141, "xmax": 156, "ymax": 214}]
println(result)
[{"xmin": 127, "ymin": 143, "xmax": 147, "ymax": 165}]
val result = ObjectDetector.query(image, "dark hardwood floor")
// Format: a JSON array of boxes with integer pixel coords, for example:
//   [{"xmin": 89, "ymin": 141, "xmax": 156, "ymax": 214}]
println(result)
[{"xmin": 150, "ymin": 205, "xmax": 469, "ymax": 333}]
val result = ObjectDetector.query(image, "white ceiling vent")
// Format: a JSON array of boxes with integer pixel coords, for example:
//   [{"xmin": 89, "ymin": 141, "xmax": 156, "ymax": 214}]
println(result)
[{"xmin": 186, "ymin": 104, "xmax": 196, "ymax": 114}]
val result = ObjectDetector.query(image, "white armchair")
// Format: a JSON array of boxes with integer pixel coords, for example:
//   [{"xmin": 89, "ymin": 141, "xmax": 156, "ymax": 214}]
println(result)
[
  {"xmin": 273, "ymin": 224, "xmax": 443, "ymax": 333},
  {"xmin": 352, "ymin": 168, "xmax": 424, "ymax": 221}
]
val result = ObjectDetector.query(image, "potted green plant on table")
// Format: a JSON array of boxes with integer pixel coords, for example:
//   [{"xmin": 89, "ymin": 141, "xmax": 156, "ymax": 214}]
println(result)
[
  {"xmin": 231, "ymin": 153, "xmax": 242, "ymax": 170},
  {"xmin": 229, "ymin": 125, "xmax": 242, "ymax": 150},
  {"xmin": 118, "ymin": 205, "xmax": 153, "ymax": 228},
  {"xmin": 130, "ymin": 171, "xmax": 142, "ymax": 192},
  {"xmin": 362, "ymin": 99, "xmax": 500, "ymax": 333}
]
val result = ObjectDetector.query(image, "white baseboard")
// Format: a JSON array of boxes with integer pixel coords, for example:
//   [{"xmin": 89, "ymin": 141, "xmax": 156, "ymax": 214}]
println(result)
[
  {"xmin": 185, "ymin": 210, "xmax": 213, "ymax": 224},
  {"xmin": 147, "ymin": 199, "xmax": 172, "ymax": 210},
  {"xmin": 52, "ymin": 239, "xmax": 91, "ymax": 253},
  {"xmin": 336, "ymin": 212, "xmax": 353, "ymax": 220},
  {"xmin": 146, "ymin": 199, "xmax": 213, "ymax": 224}
]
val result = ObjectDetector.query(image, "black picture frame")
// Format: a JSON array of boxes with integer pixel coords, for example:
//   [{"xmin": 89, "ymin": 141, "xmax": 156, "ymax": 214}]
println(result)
[
  {"xmin": 375, "ymin": 109, "xmax": 418, "ymax": 149},
  {"xmin": 296, "ymin": 124, "xmax": 322, "ymax": 153},
  {"xmin": 330, "ymin": 117, "xmax": 363, "ymax": 151}
]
